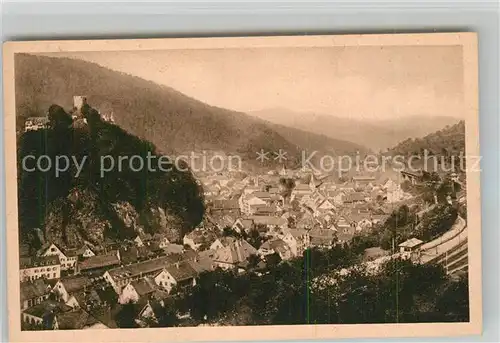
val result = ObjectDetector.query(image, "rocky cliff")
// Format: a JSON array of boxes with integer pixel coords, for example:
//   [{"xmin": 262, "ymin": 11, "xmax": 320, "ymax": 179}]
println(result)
[{"xmin": 18, "ymin": 104, "xmax": 204, "ymax": 250}]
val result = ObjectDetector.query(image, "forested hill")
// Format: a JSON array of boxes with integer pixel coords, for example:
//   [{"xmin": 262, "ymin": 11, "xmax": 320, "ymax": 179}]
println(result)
[
  {"xmin": 17, "ymin": 104, "xmax": 204, "ymax": 251},
  {"xmin": 15, "ymin": 54, "xmax": 366, "ymax": 168},
  {"xmin": 388, "ymin": 121, "xmax": 465, "ymax": 158}
]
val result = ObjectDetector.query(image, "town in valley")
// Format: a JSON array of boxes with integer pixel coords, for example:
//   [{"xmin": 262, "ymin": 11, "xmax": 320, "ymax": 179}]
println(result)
[{"xmin": 16, "ymin": 50, "xmax": 470, "ymax": 330}]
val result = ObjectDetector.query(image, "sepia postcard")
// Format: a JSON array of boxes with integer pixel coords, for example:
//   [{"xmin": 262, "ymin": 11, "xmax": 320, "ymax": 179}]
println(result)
[{"xmin": 3, "ymin": 33, "xmax": 481, "ymax": 342}]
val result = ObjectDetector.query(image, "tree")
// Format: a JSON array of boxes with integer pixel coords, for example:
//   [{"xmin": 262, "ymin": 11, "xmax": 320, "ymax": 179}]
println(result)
[
  {"xmin": 156, "ymin": 303, "xmax": 179, "ymax": 327},
  {"xmin": 115, "ymin": 302, "xmax": 138, "ymax": 328},
  {"xmin": 435, "ymin": 275, "xmax": 470, "ymax": 322},
  {"xmin": 279, "ymin": 178, "xmax": 295, "ymax": 199},
  {"xmin": 186, "ymin": 269, "xmax": 244, "ymax": 323},
  {"xmin": 222, "ymin": 226, "xmax": 233, "ymax": 237},
  {"xmin": 222, "ymin": 226, "xmax": 242, "ymax": 239},
  {"xmin": 246, "ymin": 227, "xmax": 264, "ymax": 249},
  {"xmin": 265, "ymin": 252, "xmax": 282, "ymax": 268},
  {"xmin": 414, "ymin": 204, "xmax": 458, "ymax": 241},
  {"xmin": 247, "ymin": 254, "xmax": 261, "ymax": 269},
  {"xmin": 376, "ymin": 194, "xmax": 384, "ymax": 205},
  {"xmin": 291, "ymin": 199, "xmax": 300, "ymax": 211},
  {"xmin": 48, "ymin": 104, "xmax": 72, "ymax": 130}
]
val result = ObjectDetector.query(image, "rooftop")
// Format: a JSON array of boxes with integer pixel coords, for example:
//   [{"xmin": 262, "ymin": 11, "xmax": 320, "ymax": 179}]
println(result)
[
  {"xmin": 20, "ymin": 255, "xmax": 60, "ymax": 269},
  {"xmin": 23, "ymin": 300, "xmax": 72, "ymax": 318},
  {"xmin": 249, "ymin": 215, "xmax": 287, "ymax": 227},
  {"xmin": 78, "ymin": 251, "xmax": 120, "ymax": 271},
  {"xmin": 130, "ymin": 277, "xmax": 158, "ymax": 296},
  {"xmin": 60, "ymin": 275, "xmax": 92, "ymax": 293},
  {"xmin": 56, "ymin": 308, "xmax": 97, "ymax": 330},
  {"xmin": 214, "ymin": 240, "xmax": 257, "ymax": 265},
  {"xmin": 399, "ymin": 238, "xmax": 424, "ymax": 248},
  {"xmin": 165, "ymin": 261, "xmax": 198, "ymax": 282},
  {"xmin": 108, "ymin": 253, "xmax": 191, "ymax": 280},
  {"xmin": 212, "ymin": 199, "xmax": 240, "ymax": 210},
  {"xmin": 20, "ymin": 279, "xmax": 51, "ymax": 302}
]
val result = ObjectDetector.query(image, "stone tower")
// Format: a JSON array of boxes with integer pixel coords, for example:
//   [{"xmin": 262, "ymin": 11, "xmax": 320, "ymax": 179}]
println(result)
[{"xmin": 73, "ymin": 95, "xmax": 88, "ymax": 112}]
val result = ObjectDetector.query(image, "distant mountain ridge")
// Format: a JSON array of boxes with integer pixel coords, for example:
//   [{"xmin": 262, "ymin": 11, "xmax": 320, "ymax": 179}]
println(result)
[
  {"xmin": 15, "ymin": 54, "xmax": 366, "ymax": 169},
  {"xmin": 249, "ymin": 108, "xmax": 462, "ymax": 151}
]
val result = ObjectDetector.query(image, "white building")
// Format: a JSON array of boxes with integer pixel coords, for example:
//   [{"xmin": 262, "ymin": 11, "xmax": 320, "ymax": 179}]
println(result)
[
  {"xmin": 38, "ymin": 243, "xmax": 78, "ymax": 271},
  {"xmin": 24, "ymin": 117, "xmax": 50, "ymax": 132},
  {"xmin": 19, "ymin": 256, "xmax": 61, "ymax": 282}
]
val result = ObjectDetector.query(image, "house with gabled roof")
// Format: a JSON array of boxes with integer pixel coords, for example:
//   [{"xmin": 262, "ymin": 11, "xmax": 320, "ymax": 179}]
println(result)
[
  {"xmin": 160, "ymin": 261, "xmax": 199, "ymax": 293},
  {"xmin": 258, "ymin": 238, "xmax": 293, "ymax": 261},
  {"xmin": 135, "ymin": 299, "xmax": 166, "ymax": 327},
  {"xmin": 212, "ymin": 214, "xmax": 237, "ymax": 230},
  {"xmin": 61, "ymin": 244, "xmax": 96, "ymax": 261},
  {"xmin": 119, "ymin": 276, "xmax": 159, "ymax": 304},
  {"xmin": 76, "ymin": 250, "xmax": 121, "ymax": 275},
  {"xmin": 213, "ymin": 240, "xmax": 258, "ymax": 271},
  {"xmin": 183, "ymin": 228, "xmax": 219, "ymax": 251},
  {"xmin": 103, "ymin": 253, "xmax": 195, "ymax": 293},
  {"xmin": 209, "ymin": 236, "xmax": 237, "ymax": 251},
  {"xmin": 188, "ymin": 255, "xmax": 216, "ymax": 274},
  {"xmin": 232, "ymin": 218, "xmax": 255, "ymax": 234},
  {"xmin": 398, "ymin": 238, "xmax": 424, "ymax": 254},
  {"xmin": 37, "ymin": 242, "xmax": 78, "ymax": 271},
  {"xmin": 53, "ymin": 275, "xmax": 93, "ymax": 302},
  {"xmin": 317, "ymin": 199, "xmax": 336, "ymax": 212},
  {"xmin": 65, "ymin": 284, "xmax": 118, "ymax": 310}
]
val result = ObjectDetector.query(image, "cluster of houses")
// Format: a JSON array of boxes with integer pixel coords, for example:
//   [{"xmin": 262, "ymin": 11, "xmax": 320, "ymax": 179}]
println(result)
[
  {"xmin": 19, "ymin": 165, "xmax": 417, "ymax": 330},
  {"xmin": 20, "ymin": 236, "xmax": 212, "ymax": 330},
  {"xmin": 198, "ymin": 167, "xmax": 411, "ymax": 250}
]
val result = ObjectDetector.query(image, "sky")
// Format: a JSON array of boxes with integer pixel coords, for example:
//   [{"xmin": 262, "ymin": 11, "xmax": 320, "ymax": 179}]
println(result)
[{"xmin": 48, "ymin": 45, "xmax": 464, "ymax": 121}]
